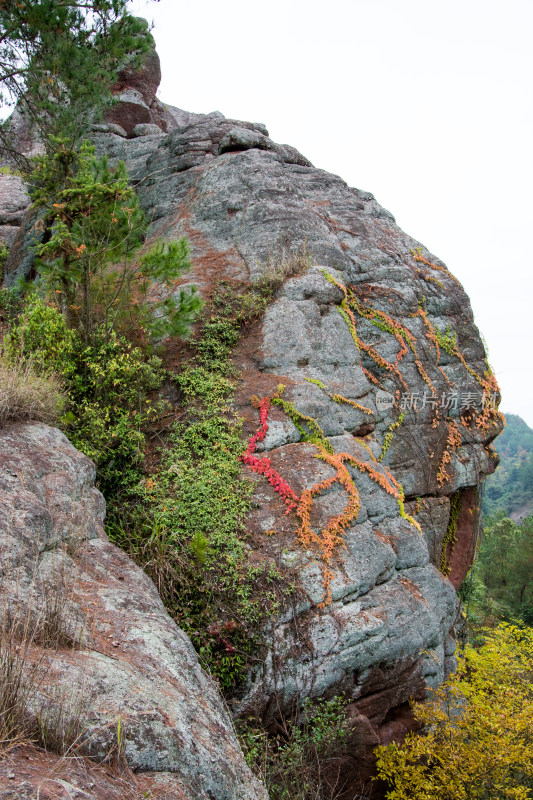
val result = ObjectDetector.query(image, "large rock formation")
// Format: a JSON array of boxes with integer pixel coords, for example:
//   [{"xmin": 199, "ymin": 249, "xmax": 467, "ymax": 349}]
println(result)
[
  {"xmin": 87, "ymin": 109, "xmax": 503, "ymax": 790},
  {"xmin": 0, "ymin": 41, "xmax": 503, "ymax": 796},
  {"xmin": 0, "ymin": 423, "xmax": 267, "ymax": 800}
]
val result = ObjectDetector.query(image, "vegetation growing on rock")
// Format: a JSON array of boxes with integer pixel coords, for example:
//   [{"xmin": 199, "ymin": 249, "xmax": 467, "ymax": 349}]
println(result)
[
  {"xmin": 107, "ymin": 279, "xmax": 291, "ymax": 686},
  {"xmin": 239, "ymin": 695, "xmax": 352, "ymax": 800},
  {"xmin": 0, "ymin": 9, "xmax": 524, "ymax": 798}
]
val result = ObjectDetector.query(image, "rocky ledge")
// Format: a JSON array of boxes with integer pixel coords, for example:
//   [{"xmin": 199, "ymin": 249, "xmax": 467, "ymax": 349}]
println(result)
[{"xmin": 0, "ymin": 423, "xmax": 266, "ymax": 800}]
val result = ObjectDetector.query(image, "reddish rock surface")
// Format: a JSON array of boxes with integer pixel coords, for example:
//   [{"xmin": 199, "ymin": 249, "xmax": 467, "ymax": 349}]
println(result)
[{"xmin": 448, "ymin": 485, "xmax": 482, "ymax": 589}]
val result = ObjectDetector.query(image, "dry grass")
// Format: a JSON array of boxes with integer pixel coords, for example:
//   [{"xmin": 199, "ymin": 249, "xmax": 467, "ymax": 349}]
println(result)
[
  {"xmin": 0, "ymin": 608, "xmax": 39, "ymax": 754},
  {"xmin": 257, "ymin": 245, "xmax": 312, "ymax": 296},
  {"xmin": 32, "ymin": 558, "xmax": 86, "ymax": 652},
  {"xmin": 35, "ymin": 680, "xmax": 88, "ymax": 757},
  {"xmin": 0, "ymin": 557, "xmax": 86, "ymax": 759},
  {"xmin": 0, "ymin": 557, "xmax": 132, "ymax": 766},
  {"xmin": 0, "ymin": 355, "xmax": 65, "ymax": 427}
]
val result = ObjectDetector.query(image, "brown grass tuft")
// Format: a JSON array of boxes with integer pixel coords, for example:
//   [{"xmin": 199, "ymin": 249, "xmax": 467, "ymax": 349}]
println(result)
[
  {"xmin": 0, "ymin": 356, "xmax": 65, "ymax": 427},
  {"xmin": 257, "ymin": 246, "xmax": 311, "ymax": 296},
  {"xmin": 0, "ymin": 607, "xmax": 37, "ymax": 754}
]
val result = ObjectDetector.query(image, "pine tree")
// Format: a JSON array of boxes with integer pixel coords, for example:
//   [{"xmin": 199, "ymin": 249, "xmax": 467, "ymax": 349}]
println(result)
[
  {"xmin": 0, "ymin": 1, "xmax": 156, "ymax": 167},
  {"xmin": 31, "ymin": 140, "xmax": 202, "ymax": 344}
]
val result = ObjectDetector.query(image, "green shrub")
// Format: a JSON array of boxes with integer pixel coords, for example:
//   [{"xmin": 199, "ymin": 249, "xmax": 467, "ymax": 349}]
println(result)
[
  {"xmin": 0, "ymin": 242, "xmax": 9, "ymax": 277},
  {"xmin": 5, "ymin": 296, "xmax": 166, "ymax": 495},
  {"xmin": 239, "ymin": 696, "xmax": 351, "ymax": 800},
  {"xmin": 4, "ymin": 296, "xmax": 79, "ymax": 377},
  {"xmin": 0, "ymin": 286, "xmax": 24, "ymax": 328},
  {"xmin": 66, "ymin": 335, "xmax": 166, "ymax": 494},
  {"xmin": 5, "ymin": 275, "xmax": 295, "ymax": 687}
]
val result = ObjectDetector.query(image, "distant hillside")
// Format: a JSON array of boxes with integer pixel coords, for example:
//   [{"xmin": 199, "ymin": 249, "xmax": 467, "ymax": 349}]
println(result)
[{"xmin": 484, "ymin": 414, "xmax": 533, "ymax": 519}]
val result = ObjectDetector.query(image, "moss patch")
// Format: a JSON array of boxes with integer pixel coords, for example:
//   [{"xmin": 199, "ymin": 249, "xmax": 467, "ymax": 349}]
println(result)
[
  {"xmin": 441, "ymin": 491, "xmax": 463, "ymax": 575},
  {"xmin": 106, "ymin": 281, "xmax": 288, "ymax": 688}
]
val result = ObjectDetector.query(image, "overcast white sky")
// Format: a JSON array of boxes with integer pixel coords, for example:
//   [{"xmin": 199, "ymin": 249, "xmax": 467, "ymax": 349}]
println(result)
[{"xmin": 129, "ymin": 0, "xmax": 533, "ymax": 427}]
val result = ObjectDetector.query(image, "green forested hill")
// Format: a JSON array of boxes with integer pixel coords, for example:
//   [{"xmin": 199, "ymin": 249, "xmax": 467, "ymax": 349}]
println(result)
[
  {"xmin": 483, "ymin": 413, "xmax": 533, "ymax": 519},
  {"xmin": 468, "ymin": 414, "xmax": 533, "ymax": 627}
]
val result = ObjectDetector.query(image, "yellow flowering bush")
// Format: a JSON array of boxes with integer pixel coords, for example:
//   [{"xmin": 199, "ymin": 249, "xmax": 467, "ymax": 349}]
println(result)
[{"xmin": 375, "ymin": 624, "xmax": 533, "ymax": 799}]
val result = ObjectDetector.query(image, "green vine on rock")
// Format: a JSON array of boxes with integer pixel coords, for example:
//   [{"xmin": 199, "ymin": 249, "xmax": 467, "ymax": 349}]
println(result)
[
  {"xmin": 379, "ymin": 412, "xmax": 405, "ymax": 461},
  {"xmin": 434, "ymin": 324, "xmax": 458, "ymax": 356},
  {"xmin": 272, "ymin": 390, "xmax": 334, "ymax": 454},
  {"xmin": 304, "ymin": 376, "xmax": 373, "ymax": 416},
  {"xmin": 440, "ymin": 491, "xmax": 462, "ymax": 575}
]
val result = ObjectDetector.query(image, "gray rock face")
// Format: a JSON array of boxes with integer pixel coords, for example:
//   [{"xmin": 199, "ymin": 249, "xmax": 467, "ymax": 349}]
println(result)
[
  {"xmin": 83, "ymin": 111, "xmax": 501, "ymax": 782},
  {"xmin": 0, "ymin": 423, "xmax": 267, "ymax": 800},
  {"xmin": 133, "ymin": 122, "xmax": 165, "ymax": 137},
  {"xmin": 0, "ymin": 174, "xmax": 31, "ymax": 251},
  {"xmin": 0, "ymin": 53, "xmax": 503, "ymax": 790}
]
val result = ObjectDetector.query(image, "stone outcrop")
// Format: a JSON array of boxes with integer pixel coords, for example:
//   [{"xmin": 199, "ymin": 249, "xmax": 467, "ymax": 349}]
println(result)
[
  {"xmin": 0, "ymin": 174, "xmax": 30, "ymax": 251},
  {"xmin": 0, "ymin": 423, "xmax": 267, "ymax": 800},
  {"xmin": 0, "ymin": 41, "xmax": 504, "ymax": 796},
  {"xmin": 89, "ymin": 109, "xmax": 501, "ymax": 789},
  {"xmin": 104, "ymin": 45, "xmax": 167, "ymax": 137}
]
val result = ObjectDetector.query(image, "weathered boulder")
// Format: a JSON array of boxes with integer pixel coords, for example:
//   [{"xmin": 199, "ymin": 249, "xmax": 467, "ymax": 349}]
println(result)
[
  {"xmin": 114, "ymin": 46, "xmax": 162, "ymax": 111},
  {"xmin": 0, "ymin": 174, "xmax": 31, "ymax": 252},
  {"xmin": 0, "ymin": 45, "xmax": 504, "ymax": 795},
  {"xmin": 0, "ymin": 423, "xmax": 267, "ymax": 800},
  {"xmin": 82, "ymin": 110, "xmax": 501, "ymax": 790},
  {"xmin": 104, "ymin": 40, "xmax": 192, "ymax": 137}
]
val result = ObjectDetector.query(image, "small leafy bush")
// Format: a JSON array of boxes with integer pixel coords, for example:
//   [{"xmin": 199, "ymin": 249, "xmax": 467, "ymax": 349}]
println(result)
[
  {"xmin": 5, "ymin": 296, "xmax": 166, "ymax": 495},
  {"xmin": 0, "ymin": 286, "xmax": 24, "ymax": 328},
  {"xmin": 239, "ymin": 696, "xmax": 351, "ymax": 800},
  {"xmin": 4, "ymin": 295, "xmax": 79, "ymax": 378},
  {"xmin": 66, "ymin": 329, "xmax": 166, "ymax": 493}
]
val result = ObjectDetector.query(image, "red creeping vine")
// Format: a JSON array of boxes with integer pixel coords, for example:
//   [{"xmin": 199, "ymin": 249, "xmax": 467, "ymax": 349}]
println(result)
[
  {"xmin": 240, "ymin": 394, "xmax": 299, "ymax": 512},
  {"xmin": 240, "ymin": 389, "xmax": 420, "ymax": 606}
]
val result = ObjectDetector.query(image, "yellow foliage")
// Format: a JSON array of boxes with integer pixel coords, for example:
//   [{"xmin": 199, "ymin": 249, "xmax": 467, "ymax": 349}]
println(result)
[{"xmin": 375, "ymin": 624, "xmax": 533, "ymax": 799}]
